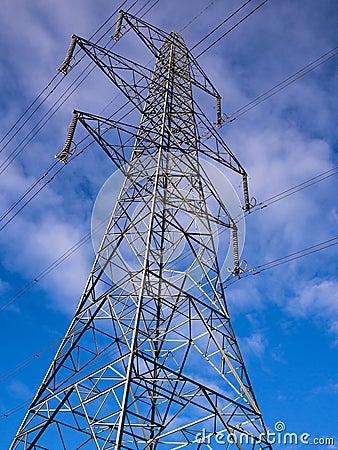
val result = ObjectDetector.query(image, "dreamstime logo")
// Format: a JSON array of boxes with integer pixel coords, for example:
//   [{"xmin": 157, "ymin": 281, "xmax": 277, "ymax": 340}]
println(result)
[
  {"xmin": 274, "ymin": 421, "xmax": 286, "ymax": 432},
  {"xmin": 91, "ymin": 158, "xmax": 246, "ymax": 292},
  {"xmin": 194, "ymin": 422, "xmax": 335, "ymax": 447}
]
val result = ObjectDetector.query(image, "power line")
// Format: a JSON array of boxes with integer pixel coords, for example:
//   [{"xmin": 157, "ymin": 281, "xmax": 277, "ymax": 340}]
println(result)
[
  {"xmin": 191, "ymin": 0, "xmax": 253, "ymax": 50},
  {"xmin": 179, "ymin": 0, "xmax": 220, "ymax": 32},
  {"xmin": 0, "ymin": 1, "xmax": 162, "ymax": 231},
  {"xmin": 195, "ymin": 0, "xmax": 270, "ymax": 58},
  {"xmin": 0, "ymin": 229, "xmax": 92, "ymax": 313},
  {"xmin": 0, "ymin": 70, "xmax": 159, "ymax": 232},
  {"xmin": 0, "ymin": 162, "xmax": 58, "ymax": 225},
  {"xmin": 224, "ymin": 235, "xmax": 338, "ymax": 289},
  {"xmin": 0, "ymin": 73, "xmax": 60, "ymax": 152},
  {"xmin": 0, "ymin": 0, "xmax": 336, "ymax": 385},
  {"xmin": 223, "ymin": 46, "xmax": 338, "ymax": 123},
  {"xmin": 0, "ymin": 0, "xmax": 145, "ymax": 176},
  {"xmin": 0, "ymin": 0, "xmax": 263, "ymax": 177},
  {"xmin": 1, "ymin": 160, "xmax": 337, "ymax": 314},
  {"xmin": 0, "ymin": 145, "xmax": 336, "ymax": 405},
  {"xmin": 232, "ymin": 165, "xmax": 338, "ymax": 224},
  {"xmin": 0, "ymin": 399, "xmax": 32, "ymax": 422},
  {"xmin": 253, "ymin": 236, "xmax": 338, "ymax": 271},
  {"xmin": 0, "ymin": 6, "xmax": 335, "ymax": 239},
  {"xmin": 0, "ymin": 338, "xmax": 62, "ymax": 384},
  {"xmin": 2, "ymin": 0, "xmax": 331, "ymax": 188},
  {"xmin": 3, "ymin": 2, "xmax": 336, "ymax": 430},
  {"xmin": 0, "ymin": 232, "xmax": 337, "ymax": 422},
  {"xmin": 251, "ymin": 166, "xmax": 338, "ymax": 211},
  {"xmin": 0, "ymin": 0, "xmax": 223, "ymax": 229},
  {"xmin": 0, "ymin": 164, "xmax": 66, "ymax": 233},
  {"xmin": 1, "ymin": 42, "xmax": 335, "ymax": 237},
  {"xmin": 0, "ymin": 140, "xmax": 94, "ymax": 233},
  {"xmin": 0, "ymin": 56, "xmax": 104, "ymax": 176},
  {"xmin": 0, "ymin": 0, "xmax": 131, "ymax": 156}
]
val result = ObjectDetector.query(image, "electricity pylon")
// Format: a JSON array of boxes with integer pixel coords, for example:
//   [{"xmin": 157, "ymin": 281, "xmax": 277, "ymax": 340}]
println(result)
[{"xmin": 11, "ymin": 12, "xmax": 272, "ymax": 450}]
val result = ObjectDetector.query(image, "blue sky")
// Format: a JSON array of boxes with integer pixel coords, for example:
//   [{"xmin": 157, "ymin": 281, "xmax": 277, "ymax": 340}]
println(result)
[{"xmin": 0, "ymin": 0, "xmax": 337, "ymax": 448}]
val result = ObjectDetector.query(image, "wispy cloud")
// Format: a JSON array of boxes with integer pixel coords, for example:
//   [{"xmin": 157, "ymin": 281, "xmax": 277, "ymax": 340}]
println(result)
[
  {"xmin": 286, "ymin": 278, "xmax": 338, "ymax": 341},
  {"xmin": 240, "ymin": 331, "xmax": 266, "ymax": 359}
]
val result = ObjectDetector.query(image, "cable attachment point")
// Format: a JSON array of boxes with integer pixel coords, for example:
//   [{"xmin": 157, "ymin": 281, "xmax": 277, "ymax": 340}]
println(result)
[
  {"xmin": 113, "ymin": 11, "xmax": 124, "ymax": 41},
  {"xmin": 55, "ymin": 111, "xmax": 79, "ymax": 163},
  {"xmin": 231, "ymin": 259, "xmax": 248, "ymax": 277},
  {"xmin": 250, "ymin": 197, "xmax": 257, "ymax": 208},
  {"xmin": 228, "ymin": 259, "xmax": 247, "ymax": 277},
  {"xmin": 57, "ymin": 35, "xmax": 77, "ymax": 75}
]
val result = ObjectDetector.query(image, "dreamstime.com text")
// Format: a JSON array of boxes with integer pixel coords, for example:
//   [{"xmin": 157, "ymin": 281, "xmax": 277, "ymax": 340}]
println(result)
[{"xmin": 194, "ymin": 422, "xmax": 335, "ymax": 446}]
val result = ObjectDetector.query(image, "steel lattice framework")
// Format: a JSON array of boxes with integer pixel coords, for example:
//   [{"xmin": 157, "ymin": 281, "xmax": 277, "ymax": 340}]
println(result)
[{"xmin": 11, "ymin": 11, "xmax": 272, "ymax": 450}]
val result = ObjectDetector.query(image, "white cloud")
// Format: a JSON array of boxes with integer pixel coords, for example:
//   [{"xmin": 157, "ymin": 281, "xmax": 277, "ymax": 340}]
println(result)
[
  {"xmin": 227, "ymin": 281, "xmax": 264, "ymax": 314},
  {"xmin": 286, "ymin": 278, "xmax": 338, "ymax": 340},
  {"xmin": 289, "ymin": 278, "xmax": 338, "ymax": 317},
  {"xmin": 6, "ymin": 379, "xmax": 33, "ymax": 401},
  {"xmin": 329, "ymin": 321, "xmax": 338, "ymax": 337},
  {"xmin": 313, "ymin": 382, "xmax": 338, "ymax": 395},
  {"xmin": 5, "ymin": 213, "xmax": 92, "ymax": 314},
  {"xmin": 0, "ymin": 149, "xmax": 93, "ymax": 312},
  {"xmin": 240, "ymin": 332, "xmax": 266, "ymax": 359}
]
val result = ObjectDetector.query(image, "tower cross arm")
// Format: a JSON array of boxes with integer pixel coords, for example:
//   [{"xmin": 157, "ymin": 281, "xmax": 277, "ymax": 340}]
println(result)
[
  {"xmin": 115, "ymin": 11, "xmax": 223, "ymax": 123},
  {"xmin": 56, "ymin": 110, "xmax": 148, "ymax": 170},
  {"xmin": 57, "ymin": 35, "xmax": 153, "ymax": 112}
]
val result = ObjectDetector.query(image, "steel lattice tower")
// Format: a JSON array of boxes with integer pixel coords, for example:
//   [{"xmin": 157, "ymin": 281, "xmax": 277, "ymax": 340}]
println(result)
[{"xmin": 11, "ymin": 12, "xmax": 272, "ymax": 450}]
